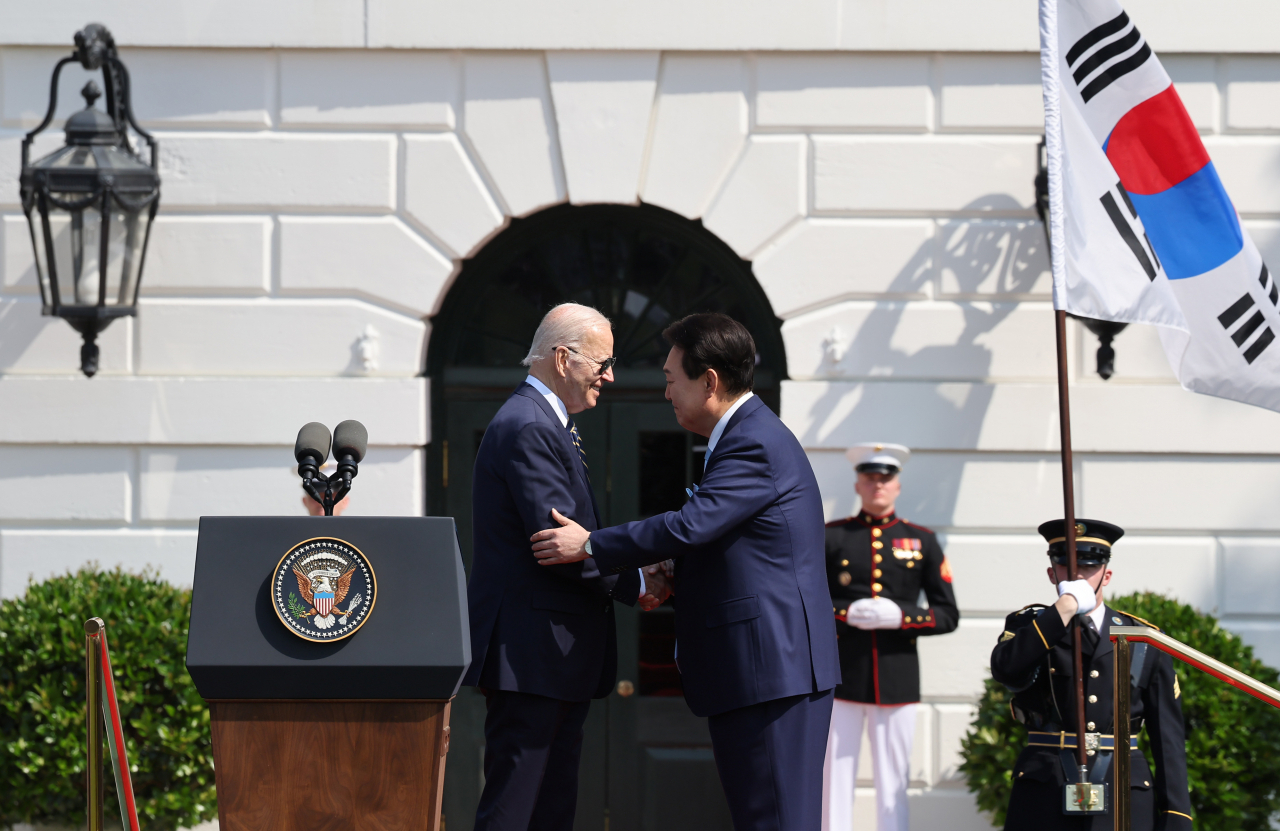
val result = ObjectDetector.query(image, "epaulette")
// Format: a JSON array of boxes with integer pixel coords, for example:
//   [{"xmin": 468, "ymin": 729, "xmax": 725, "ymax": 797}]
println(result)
[
  {"xmin": 825, "ymin": 517, "xmax": 855, "ymax": 529},
  {"xmin": 900, "ymin": 518, "xmax": 933, "ymax": 534},
  {"xmin": 1013, "ymin": 603, "xmax": 1048, "ymax": 616},
  {"xmin": 1114, "ymin": 610, "xmax": 1162, "ymax": 632}
]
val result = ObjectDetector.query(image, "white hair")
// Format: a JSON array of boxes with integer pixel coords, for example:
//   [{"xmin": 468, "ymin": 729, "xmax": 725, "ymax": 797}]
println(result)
[{"xmin": 521, "ymin": 303, "xmax": 612, "ymax": 367}]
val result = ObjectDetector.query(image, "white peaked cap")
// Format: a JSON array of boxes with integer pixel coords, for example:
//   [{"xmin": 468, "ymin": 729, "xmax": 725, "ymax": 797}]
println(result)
[{"xmin": 845, "ymin": 442, "xmax": 911, "ymax": 472}]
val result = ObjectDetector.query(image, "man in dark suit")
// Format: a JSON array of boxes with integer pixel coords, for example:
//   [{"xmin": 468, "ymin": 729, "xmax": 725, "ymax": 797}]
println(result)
[
  {"xmin": 465, "ymin": 302, "xmax": 670, "ymax": 831},
  {"xmin": 531, "ymin": 313, "xmax": 840, "ymax": 831}
]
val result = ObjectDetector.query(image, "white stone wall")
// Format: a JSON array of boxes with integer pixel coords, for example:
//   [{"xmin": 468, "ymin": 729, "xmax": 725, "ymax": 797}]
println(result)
[{"xmin": 5, "ymin": 3, "xmax": 1280, "ymax": 827}]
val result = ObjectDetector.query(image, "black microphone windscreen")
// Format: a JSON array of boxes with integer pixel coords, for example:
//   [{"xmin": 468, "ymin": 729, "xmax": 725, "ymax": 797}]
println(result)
[
  {"xmin": 333, "ymin": 420, "xmax": 368, "ymax": 462},
  {"xmin": 295, "ymin": 422, "xmax": 332, "ymax": 464}
]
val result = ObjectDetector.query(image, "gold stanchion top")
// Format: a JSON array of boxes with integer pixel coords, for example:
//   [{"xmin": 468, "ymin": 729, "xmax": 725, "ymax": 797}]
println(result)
[{"xmin": 84, "ymin": 617, "xmax": 105, "ymax": 635}]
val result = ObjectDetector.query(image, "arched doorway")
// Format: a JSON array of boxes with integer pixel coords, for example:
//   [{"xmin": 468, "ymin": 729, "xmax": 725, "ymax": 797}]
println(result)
[{"xmin": 429, "ymin": 203, "xmax": 786, "ymax": 831}]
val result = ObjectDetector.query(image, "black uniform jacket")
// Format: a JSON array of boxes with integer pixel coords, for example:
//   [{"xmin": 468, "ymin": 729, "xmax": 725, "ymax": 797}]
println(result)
[
  {"xmin": 825, "ymin": 511, "xmax": 959, "ymax": 704},
  {"xmin": 990, "ymin": 604, "xmax": 1194, "ymax": 831}
]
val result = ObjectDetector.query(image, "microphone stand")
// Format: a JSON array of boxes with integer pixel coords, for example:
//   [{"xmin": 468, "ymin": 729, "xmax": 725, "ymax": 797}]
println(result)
[{"xmin": 298, "ymin": 459, "xmax": 355, "ymax": 517}]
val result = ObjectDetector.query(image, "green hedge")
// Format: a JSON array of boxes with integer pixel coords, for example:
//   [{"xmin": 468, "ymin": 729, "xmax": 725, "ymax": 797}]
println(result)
[
  {"xmin": 959, "ymin": 591, "xmax": 1280, "ymax": 830},
  {"xmin": 0, "ymin": 567, "xmax": 215, "ymax": 830}
]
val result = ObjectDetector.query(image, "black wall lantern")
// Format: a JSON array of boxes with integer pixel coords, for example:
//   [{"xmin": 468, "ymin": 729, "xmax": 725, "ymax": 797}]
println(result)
[
  {"xmin": 19, "ymin": 24, "xmax": 160, "ymax": 377},
  {"xmin": 1034, "ymin": 138, "xmax": 1126, "ymax": 380}
]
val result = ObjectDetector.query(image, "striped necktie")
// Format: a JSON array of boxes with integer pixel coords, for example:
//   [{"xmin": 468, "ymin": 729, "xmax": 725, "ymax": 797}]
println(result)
[{"xmin": 567, "ymin": 419, "xmax": 590, "ymax": 476}]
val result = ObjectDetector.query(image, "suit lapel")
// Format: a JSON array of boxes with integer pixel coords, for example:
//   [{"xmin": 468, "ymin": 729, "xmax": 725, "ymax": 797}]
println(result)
[
  {"xmin": 513, "ymin": 383, "xmax": 597, "ymax": 519},
  {"xmin": 1094, "ymin": 610, "xmax": 1115, "ymax": 660},
  {"xmin": 704, "ymin": 395, "xmax": 766, "ymax": 473}
]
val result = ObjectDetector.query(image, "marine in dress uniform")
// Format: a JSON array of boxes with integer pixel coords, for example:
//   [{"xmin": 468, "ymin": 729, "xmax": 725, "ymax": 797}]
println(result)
[
  {"xmin": 822, "ymin": 444, "xmax": 960, "ymax": 831},
  {"xmin": 990, "ymin": 519, "xmax": 1194, "ymax": 831}
]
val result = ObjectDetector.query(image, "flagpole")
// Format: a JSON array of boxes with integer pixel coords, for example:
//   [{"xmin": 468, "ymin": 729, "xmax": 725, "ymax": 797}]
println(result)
[{"xmin": 1038, "ymin": 138, "xmax": 1089, "ymax": 782}]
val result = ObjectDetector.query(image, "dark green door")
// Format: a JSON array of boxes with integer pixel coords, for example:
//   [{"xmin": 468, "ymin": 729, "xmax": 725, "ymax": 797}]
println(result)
[{"xmin": 428, "ymin": 203, "xmax": 785, "ymax": 830}]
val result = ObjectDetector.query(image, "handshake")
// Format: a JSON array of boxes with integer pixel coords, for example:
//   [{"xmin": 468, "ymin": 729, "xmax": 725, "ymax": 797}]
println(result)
[{"xmin": 639, "ymin": 559, "xmax": 675, "ymax": 612}]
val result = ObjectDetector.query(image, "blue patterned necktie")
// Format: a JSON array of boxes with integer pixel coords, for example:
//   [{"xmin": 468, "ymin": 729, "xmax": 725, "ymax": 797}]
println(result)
[{"xmin": 567, "ymin": 419, "xmax": 590, "ymax": 477}]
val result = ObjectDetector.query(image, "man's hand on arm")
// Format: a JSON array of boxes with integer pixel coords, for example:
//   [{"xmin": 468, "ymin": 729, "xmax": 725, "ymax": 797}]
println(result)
[{"xmin": 531, "ymin": 509, "xmax": 592, "ymax": 565}]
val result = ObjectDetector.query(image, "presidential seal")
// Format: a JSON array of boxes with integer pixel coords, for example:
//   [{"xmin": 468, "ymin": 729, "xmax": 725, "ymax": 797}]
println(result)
[{"xmin": 272, "ymin": 537, "xmax": 377, "ymax": 642}]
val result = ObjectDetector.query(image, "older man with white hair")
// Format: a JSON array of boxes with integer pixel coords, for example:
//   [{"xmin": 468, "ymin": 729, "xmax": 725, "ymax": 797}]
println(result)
[{"xmin": 464, "ymin": 302, "xmax": 670, "ymax": 831}]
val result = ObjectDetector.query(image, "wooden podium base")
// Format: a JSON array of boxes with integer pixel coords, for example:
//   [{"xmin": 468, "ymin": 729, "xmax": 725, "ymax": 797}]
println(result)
[{"xmin": 209, "ymin": 700, "xmax": 452, "ymax": 831}]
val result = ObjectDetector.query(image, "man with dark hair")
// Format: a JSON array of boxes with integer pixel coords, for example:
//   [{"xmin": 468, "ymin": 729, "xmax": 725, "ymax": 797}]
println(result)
[{"xmin": 531, "ymin": 312, "xmax": 840, "ymax": 831}]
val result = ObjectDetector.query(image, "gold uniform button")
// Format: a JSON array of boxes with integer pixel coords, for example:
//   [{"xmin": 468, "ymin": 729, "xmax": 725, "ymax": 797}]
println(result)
[
  {"xmin": 872, "ymin": 583, "xmax": 883, "ymax": 592},
  {"xmin": 1088, "ymin": 695, "xmax": 1098, "ymax": 703},
  {"xmin": 841, "ymin": 559, "xmax": 850, "ymax": 567},
  {"xmin": 1090, "ymin": 670, "xmax": 1100, "ymax": 678},
  {"xmin": 873, "ymin": 569, "xmax": 882, "ymax": 577},
  {"xmin": 1144, "ymin": 781, "xmax": 1150, "ymax": 787},
  {"xmin": 1086, "ymin": 749, "xmax": 1096, "ymax": 757},
  {"xmin": 872, "ymin": 528, "xmax": 883, "ymax": 538},
  {"xmin": 838, "ymin": 571, "xmax": 853, "ymax": 586},
  {"xmin": 906, "ymin": 562, "xmax": 915, "ymax": 569},
  {"xmin": 872, "ymin": 540, "xmax": 884, "ymax": 549},
  {"xmin": 874, "ymin": 554, "xmax": 883, "ymax": 564},
  {"xmin": 1087, "ymin": 721, "xmax": 1096, "ymax": 730}
]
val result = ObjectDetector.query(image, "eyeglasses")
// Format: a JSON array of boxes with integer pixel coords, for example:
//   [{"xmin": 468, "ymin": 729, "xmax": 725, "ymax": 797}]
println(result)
[{"xmin": 560, "ymin": 345, "xmax": 617, "ymax": 374}]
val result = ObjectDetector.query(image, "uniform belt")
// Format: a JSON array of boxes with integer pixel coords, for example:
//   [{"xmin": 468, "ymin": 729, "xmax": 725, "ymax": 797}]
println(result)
[{"xmin": 1027, "ymin": 731, "xmax": 1138, "ymax": 751}]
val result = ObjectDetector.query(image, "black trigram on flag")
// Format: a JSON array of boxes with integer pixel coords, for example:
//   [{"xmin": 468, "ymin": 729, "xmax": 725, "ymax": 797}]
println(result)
[
  {"xmin": 1100, "ymin": 181, "xmax": 1160, "ymax": 280},
  {"xmin": 1066, "ymin": 11, "xmax": 1153, "ymax": 103},
  {"xmin": 1217, "ymin": 267, "xmax": 1277, "ymax": 364}
]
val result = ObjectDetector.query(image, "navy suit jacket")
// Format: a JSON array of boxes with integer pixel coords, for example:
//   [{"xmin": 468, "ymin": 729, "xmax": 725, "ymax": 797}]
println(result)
[
  {"xmin": 590, "ymin": 396, "xmax": 840, "ymax": 717},
  {"xmin": 462, "ymin": 383, "xmax": 640, "ymax": 702}
]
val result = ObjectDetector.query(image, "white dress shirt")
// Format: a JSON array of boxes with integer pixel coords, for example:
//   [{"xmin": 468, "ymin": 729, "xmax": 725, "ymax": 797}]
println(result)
[
  {"xmin": 1087, "ymin": 602, "xmax": 1107, "ymax": 633},
  {"xmin": 524, "ymin": 375, "xmax": 645, "ymax": 599},
  {"xmin": 704, "ymin": 391, "xmax": 755, "ymax": 468}
]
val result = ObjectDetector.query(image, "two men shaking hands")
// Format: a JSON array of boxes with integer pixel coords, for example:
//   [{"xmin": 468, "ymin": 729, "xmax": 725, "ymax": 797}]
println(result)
[{"xmin": 463, "ymin": 303, "xmax": 839, "ymax": 831}]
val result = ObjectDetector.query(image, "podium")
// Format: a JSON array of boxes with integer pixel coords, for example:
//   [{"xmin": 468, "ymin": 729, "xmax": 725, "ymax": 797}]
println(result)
[{"xmin": 186, "ymin": 517, "xmax": 470, "ymax": 831}]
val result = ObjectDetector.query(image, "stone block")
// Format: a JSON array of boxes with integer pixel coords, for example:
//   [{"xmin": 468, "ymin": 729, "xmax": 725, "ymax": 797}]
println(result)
[
  {"xmin": 0, "ymin": 297, "xmax": 132, "ymax": 374},
  {"xmin": 703, "ymin": 136, "xmax": 805, "ymax": 257},
  {"xmin": 781, "ymin": 301, "xmax": 1058, "ymax": 382},
  {"xmin": 1081, "ymin": 457, "xmax": 1280, "ymax": 531},
  {"xmin": 158, "ymin": 133, "xmax": 396, "ymax": 209},
  {"xmin": 640, "ymin": 55, "xmax": 747, "ymax": 219},
  {"xmin": 280, "ymin": 51, "xmax": 458, "ymax": 128},
  {"xmin": 1245, "ymin": 220, "xmax": 1280, "ymax": 274},
  {"xmin": 403, "ymin": 133, "xmax": 505, "ymax": 257},
  {"xmin": 839, "ymin": 0, "xmax": 1036, "ymax": 52},
  {"xmin": 1107, "ymin": 536, "xmax": 1219, "ymax": 614},
  {"xmin": 1221, "ymin": 539, "xmax": 1280, "ymax": 615},
  {"xmin": 122, "ymin": 48, "xmax": 274, "ymax": 128},
  {"xmin": 939, "ymin": 534, "xmax": 1054, "ymax": 615},
  {"xmin": 0, "ymin": 529, "xmax": 199, "ymax": 600},
  {"xmin": 902, "ymin": 788, "xmax": 993, "ymax": 830},
  {"xmin": 279, "ymin": 216, "xmax": 451, "ymax": 316},
  {"xmin": 782, "ymin": 379, "xmax": 1280, "ymax": 454},
  {"xmin": 808, "ymin": 449, "xmax": 857, "ymax": 523},
  {"xmin": 144, "ymin": 216, "xmax": 272, "ymax": 292},
  {"xmin": 1163, "ymin": 55, "xmax": 1218, "ymax": 133},
  {"xmin": 1083, "ymin": 319, "xmax": 1176, "ymax": 382},
  {"xmin": 813, "ymin": 136, "xmax": 1038, "ymax": 214},
  {"xmin": 753, "ymin": 219, "xmax": 934, "ymax": 317},
  {"xmin": 938, "ymin": 54, "xmax": 1042, "ymax": 130},
  {"xmin": 1203, "ymin": 136, "xmax": 1280, "ymax": 214},
  {"xmin": 1225, "ymin": 57, "xmax": 1280, "ymax": 131},
  {"xmin": 546, "ymin": 51, "xmax": 659, "ymax": 205},
  {"xmin": 1, "ymin": 214, "xmax": 35, "ymax": 292},
  {"xmin": 1221, "ymin": 621, "xmax": 1280, "ymax": 672},
  {"xmin": 0, "ymin": 376, "xmax": 428, "ymax": 446},
  {"xmin": 463, "ymin": 54, "xmax": 564, "ymax": 216},
  {"xmin": 0, "ymin": 446, "xmax": 133, "ymax": 520},
  {"xmin": 136, "ymin": 298, "xmax": 426, "ymax": 376},
  {"xmin": 3, "ymin": 47, "xmax": 109, "ymax": 128},
  {"xmin": 140, "ymin": 446, "xmax": 422, "ymax": 520},
  {"xmin": 933, "ymin": 703, "xmax": 978, "ymax": 784},
  {"xmin": 935, "ymin": 219, "xmax": 1051, "ymax": 297},
  {"xmin": 918, "ymin": 617, "xmax": 1001, "ymax": 699},
  {"xmin": 1, "ymin": 2, "xmax": 366, "ymax": 48},
  {"xmin": 754, "ymin": 54, "xmax": 931, "ymax": 130}
]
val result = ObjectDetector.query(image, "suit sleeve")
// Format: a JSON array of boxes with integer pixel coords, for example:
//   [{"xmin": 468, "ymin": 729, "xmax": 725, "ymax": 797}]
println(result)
[
  {"xmin": 508, "ymin": 421, "xmax": 637, "ymax": 605},
  {"xmin": 990, "ymin": 607, "xmax": 1067, "ymax": 692},
  {"xmin": 1143, "ymin": 650, "xmax": 1194, "ymax": 830},
  {"xmin": 590, "ymin": 437, "xmax": 778, "ymax": 573},
  {"xmin": 895, "ymin": 532, "xmax": 959, "ymax": 635}
]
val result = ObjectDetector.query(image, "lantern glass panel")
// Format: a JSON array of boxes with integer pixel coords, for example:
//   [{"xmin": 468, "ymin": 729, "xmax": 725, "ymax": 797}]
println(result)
[{"xmin": 39, "ymin": 194, "xmax": 151, "ymax": 309}]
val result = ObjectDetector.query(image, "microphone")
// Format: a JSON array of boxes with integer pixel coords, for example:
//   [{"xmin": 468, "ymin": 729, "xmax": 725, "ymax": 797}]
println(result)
[{"xmin": 294, "ymin": 420, "xmax": 366, "ymax": 516}]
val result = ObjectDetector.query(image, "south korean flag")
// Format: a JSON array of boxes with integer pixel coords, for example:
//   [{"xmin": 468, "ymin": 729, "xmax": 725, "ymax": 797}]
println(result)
[{"xmin": 1041, "ymin": 0, "xmax": 1280, "ymax": 412}]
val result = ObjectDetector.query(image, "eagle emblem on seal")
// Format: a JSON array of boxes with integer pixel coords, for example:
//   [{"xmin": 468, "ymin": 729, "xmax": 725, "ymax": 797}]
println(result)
[{"xmin": 272, "ymin": 537, "xmax": 377, "ymax": 641}]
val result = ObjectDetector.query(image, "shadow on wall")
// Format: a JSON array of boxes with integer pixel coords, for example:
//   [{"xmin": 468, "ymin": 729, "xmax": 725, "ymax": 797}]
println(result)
[{"xmin": 798, "ymin": 194, "xmax": 1048, "ymax": 526}]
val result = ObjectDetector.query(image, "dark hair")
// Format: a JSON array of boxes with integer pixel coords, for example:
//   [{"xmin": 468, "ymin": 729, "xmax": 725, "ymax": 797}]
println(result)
[{"xmin": 662, "ymin": 313, "xmax": 755, "ymax": 395}]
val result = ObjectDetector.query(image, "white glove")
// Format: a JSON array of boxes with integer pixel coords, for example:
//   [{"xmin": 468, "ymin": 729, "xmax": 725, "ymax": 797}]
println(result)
[
  {"xmin": 846, "ymin": 597, "xmax": 903, "ymax": 630},
  {"xmin": 1057, "ymin": 579, "xmax": 1098, "ymax": 615}
]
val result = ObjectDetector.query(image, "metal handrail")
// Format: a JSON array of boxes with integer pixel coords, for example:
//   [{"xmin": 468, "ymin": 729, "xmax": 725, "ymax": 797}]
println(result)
[{"xmin": 1111, "ymin": 625, "xmax": 1280, "ymax": 831}]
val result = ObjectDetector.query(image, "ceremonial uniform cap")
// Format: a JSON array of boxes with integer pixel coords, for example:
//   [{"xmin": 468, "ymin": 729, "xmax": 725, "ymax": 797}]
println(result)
[
  {"xmin": 1036, "ymin": 518, "xmax": 1124, "ymax": 565},
  {"xmin": 845, "ymin": 442, "xmax": 910, "ymax": 475}
]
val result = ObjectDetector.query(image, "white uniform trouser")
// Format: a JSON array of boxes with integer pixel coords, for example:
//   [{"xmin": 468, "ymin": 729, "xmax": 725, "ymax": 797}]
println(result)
[{"xmin": 822, "ymin": 699, "xmax": 916, "ymax": 831}]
